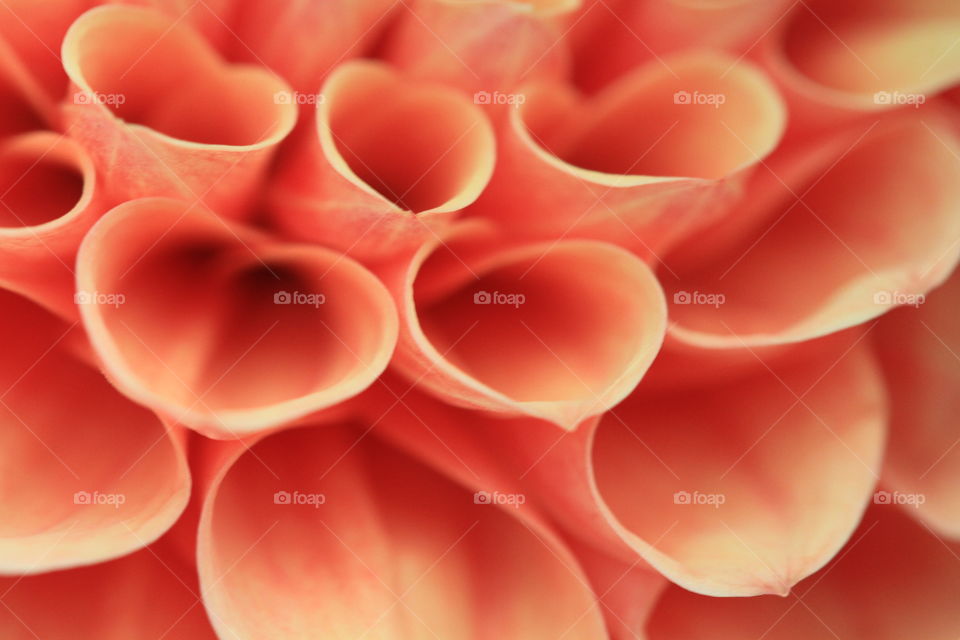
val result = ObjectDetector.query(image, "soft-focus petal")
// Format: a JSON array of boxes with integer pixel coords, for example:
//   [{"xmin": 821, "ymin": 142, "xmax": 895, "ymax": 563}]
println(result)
[
  {"xmin": 646, "ymin": 506, "xmax": 960, "ymax": 639},
  {"xmin": 663, "ymin": 109, "xmax": 960, "ymax": 348},
  {"xmin": 0, "ymin": 534, "xmax": 217, "ymax": 639},
  {"xmin": 270, "ymin": 60, "xmax": 495, "ymax": 260},
  {"xmin": 61, "ymin": 5, "xmax": 297, "ymax": 219},
  {"xmin": 377, "ymin": 229, "xmax": 667, "ymax": 429},
  {"xmin": 471, "ymin": 52, "xmax": 786, "ymax": 260},
  {"xmin": 197, "ymin": 424, "xmax": 608, "ymax": 639},
  {"xmin": 0, "ymin": 287, "xmax": 189, "ymax": 573},
  {"xmin": 75, "ymin": 197, "xmax": 398, "ymax": 438},
  {"xmin": 874, "ymin": 265, "xmax": 960, "ymax": 538},
  {"xmin": 0, "ymin": 131, "xmax": 104, "ymax": 317}
]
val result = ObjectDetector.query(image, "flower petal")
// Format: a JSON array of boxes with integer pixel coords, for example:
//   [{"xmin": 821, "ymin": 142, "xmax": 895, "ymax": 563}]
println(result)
[
  {"xmin": 270, "ymin": 60, "xmax": 495, "ymax": 260},
  {"xmin": 471, "ymin": 52, "xmax": 786, "ymax": 260},
  {"xmin": 0, "ymin": 287, "xmax": 189, "ymax": 574},
  {"xmin": 75, "ymin": 197, "xmax": 398, "ymax": 437},
  {"xmin": 61, "ymin": 5, "xmax": 297, "ymax": 219},
  {"xmin": 197, "ymin": 424, "xmax": 607, "ymax": 639}
]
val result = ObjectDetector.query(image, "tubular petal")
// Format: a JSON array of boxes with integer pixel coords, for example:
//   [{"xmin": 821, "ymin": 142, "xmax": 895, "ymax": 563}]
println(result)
[{"xmin": 75, "ymin": 197, "xmax": 398, "ymax": 438}]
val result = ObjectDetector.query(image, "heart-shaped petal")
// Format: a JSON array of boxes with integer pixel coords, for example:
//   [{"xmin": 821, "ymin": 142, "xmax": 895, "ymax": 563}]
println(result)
[
  {"xmin": 471, "ymin": 52, "xmax": 786, "ymax": 260},
  {"xmin": 376, "ymin": 229, "xmax": 667, "ymax": 429},
  {"xmin": 61, "ymin": 5, "xmax": 297, "ymax": 219},
  {"xmin": 270, "ymin": 60, "xmax": 496, "ymax": 260},
  {"xmin": 75, "ymin": 197, "xmax": 398, "ymax": 438}
]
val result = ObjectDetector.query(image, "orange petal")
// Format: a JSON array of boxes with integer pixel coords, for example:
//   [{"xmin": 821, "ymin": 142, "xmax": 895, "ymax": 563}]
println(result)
[
  {"xmin": 75, "ymin": 197, "xmax": 398, "ymax": 438},
  {"xmin": 0, "ymin": 132, "xmax": 104, "ymax": 318},
  {"xmin": 0, "ymin": 287, "xmax": 189, "ymax": 573},
  {"xmin": 382, "ymin": 0, "xmax": 575, "ymax": 103},
  {"xmin": 0, "ymin": 535, "xmax": 217, "ymax": 639},
  {"xmin": 663, "ymin": 110, "xmax": 960, "ymax": 348},
  {"xmin": 471, "ymin": 52, "xmax": 786, "ymax": 260},
  {"xmin": 0, "ymin": 0, "xmax": 93, "ymax": 105},
  {"xmin": 61, "ymin": 5, "xmax": 297, "ymax": 219},
  {"xmin": 369, "ymin": 334, "xmax": 886, "ymax": 597},
  {"xmin": 376, "ymin": 229, "xmax": 667, "ymax": 429},
  {"xmin": 269, "ymin": 60, "xmax": 495, "ymax": 261},
  {"xmin": 646, "ymin": 506, "xmax": 960, "ymax": 639},
  {"xmin": 760, "ymin": 0, "xmax": 960, "ymax": 134},
  {"xmin": 568, "ymin": 0, "xmax": 796, "ymax": 93},
  {"xmin": 197, "ymin": 423, "xmax": 607, "ymax": 639},
  {"xmin": 227, "ymin": 0, "xmax": 396, "ymax": 92},
  {"xmin": 874, "ymin": 266, "xmax": 960, "ymax": 538}
]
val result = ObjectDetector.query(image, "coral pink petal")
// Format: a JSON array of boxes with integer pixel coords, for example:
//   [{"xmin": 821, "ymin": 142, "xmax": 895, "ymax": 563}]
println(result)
[
  {"xmin": 61, "ymin": 5, "xmax": 297, "ymax": 219},
  {"xmin": 591, "ymin": 338, "xmax": 886, "ymax": 596},
  {"xmin": 0, "ymin": 288, "xmax": 190, "ymax": 574},
  {"xmin": 75, "ymin": 197, "xmax": 398, "ymax": 438},
  {"xmin": 383, "ymin": 0, "xmax": 575, "ymax": 100},
  {"xmin": 664, "ymin": 110, "xmax": 960, "ymax": 348},
  {"xmin": 472, "ymin": 52, "xmax": 786, "ymax": 259},
  {"xmin": 0, "ymin": 0, "xmax": 93, "ymax": 103},
  {"xmin": 646, "ymin": 506, "xmax": 960, "ymax": 639},
  {"xmin": 197, "ymin": 424, "xmax": 607, "ymax": 639},
  {"xmin": 0, "ymin": 132, "xmax": 104, "ymax": 317},
  {"xmin": 0, "ymin": 537, "xmax": 217, "ymax": 639},
  {"xmin": 270, "ymin": 60, "xmax": 495, "ymax": 260},
  {"xmin": 760, "ymin": 0, "xmax": 960, "ymax": 134},
  {"xmin": 226, "ymin": 0, "xmax": 396, "ymax": 92},
  {"xmin": 376, "ymin": 231, "xmax": 667, "ymax": 429},
  {"xmin": 568, "ymin": 0, "xmax": 796, "ymax": 93},
  {"xmin": 368, "ymin": 335, "xmax": 886, "ymax": 597},
  {"xmin": 874, "ymin": 266, "xmax": 960, "ymax": 539}
]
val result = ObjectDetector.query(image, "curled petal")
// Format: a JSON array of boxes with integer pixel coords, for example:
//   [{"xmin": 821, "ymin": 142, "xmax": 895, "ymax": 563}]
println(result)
[
  {"xmin": 61, "ymin": 5, "xmax": 297, "ymax": 219},
  {"xmin": 568, "ymin": 0, "xmax": 796, "ymax": 92},
  {"xmin": 663, "ymin": 110, "xmax": 960, "ymax": 348},
  {"xmin": 874, "ymin": 266, "xmax": 960, "ymax": 539},
  {"xmin": 0, "ymin": 536, "xmax": 217, "ymax": 639},
  {"xmin": 760, "ymin": 0, "xmax": 960, "ymax": 134},
  {"xmin": 376, "ymin": 230, "xmax": 667, "ymax": 429},
  {"xmin": 75, "ymin": 197, "xmax": 398, "ymax": 438},
  {"xmin": 0, "ymin": 132, "xmax": 104, "ymax": 317},
  {"xmin": 471, "ymin": 52, "xmax": 786, "ymax": 260},
  {"xmin": 369, "ymin": 335, "xmax": 886, "ymax": 597},
  {"xmin": 646, "ymin": 506, "xmax": 960, "ymax": 639},
  {"xmin": 197, "ymin": 424, "xmax": 607, "ymax": 639},
  {"xmin": 0, "ymin": 288, "xmax": 189, "ymax": 574},
  {"xmin": 270, "ymin": 60, "xmax": 496, "ymax": 260}
]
